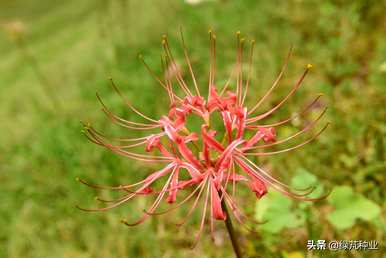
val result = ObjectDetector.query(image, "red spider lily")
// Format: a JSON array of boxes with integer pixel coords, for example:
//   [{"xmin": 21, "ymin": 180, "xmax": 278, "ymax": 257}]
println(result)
[{"xmin": 77, "ymin": 30, "xmax": 329, "ymax": 246}]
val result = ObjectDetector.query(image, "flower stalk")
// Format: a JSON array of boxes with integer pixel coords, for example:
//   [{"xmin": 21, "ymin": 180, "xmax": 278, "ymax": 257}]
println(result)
[{"xmin": 222, "ymin": 198, "xmax": 243, "ymax": 258}]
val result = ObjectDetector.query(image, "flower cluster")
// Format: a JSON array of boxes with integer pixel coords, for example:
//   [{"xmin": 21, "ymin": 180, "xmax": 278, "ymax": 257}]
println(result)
[{"xmin": 78, "ymin": 30, "xmax": 328, "ymax": 243}]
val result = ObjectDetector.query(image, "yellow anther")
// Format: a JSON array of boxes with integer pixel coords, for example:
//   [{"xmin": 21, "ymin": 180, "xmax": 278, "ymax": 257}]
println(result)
[
  {"xmin": 182, "ymin": 127, "xmax": 190, "ymax": 135},
  {"xmin": 307, "ymin": 64, "xmax": 313, "ymax": 69}
]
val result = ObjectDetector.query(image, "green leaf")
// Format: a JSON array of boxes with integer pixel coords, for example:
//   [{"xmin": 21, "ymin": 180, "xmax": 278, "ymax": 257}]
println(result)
[
  {"xmin": 255, "ymin": 191, "xmax": 304, "ymax": 234},
  {"xmin": 291, "ymin": 168, "xmax": 318, "ymax": 187},
  {"xmin": 254, "ymin": 169, "xmax": 324, "ymax": 234},
  {"xmin": 327, "ymin": 186, "xmax": 381, "ymax": 230},
  {"xmin": 291, "ymin": 168, "xmax": 324, "ymax": 209}
]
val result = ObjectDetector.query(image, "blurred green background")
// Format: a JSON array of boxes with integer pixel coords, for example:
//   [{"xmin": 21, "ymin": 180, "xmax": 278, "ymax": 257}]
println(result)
[{"xmin": 0, "ymin": 0, "xmax": 385, "ymax": 257}]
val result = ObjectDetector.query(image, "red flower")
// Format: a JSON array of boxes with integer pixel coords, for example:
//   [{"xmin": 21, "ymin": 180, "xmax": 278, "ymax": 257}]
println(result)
[{"xmin": 78, "ymin": 30, "xmax": 329, "ymax": 244}]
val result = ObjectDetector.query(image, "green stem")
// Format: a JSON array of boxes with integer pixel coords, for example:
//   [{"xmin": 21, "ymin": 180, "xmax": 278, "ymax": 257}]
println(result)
[{"xmin": 221, "ymin": 199, "xmax": 243, "ymax": 258}]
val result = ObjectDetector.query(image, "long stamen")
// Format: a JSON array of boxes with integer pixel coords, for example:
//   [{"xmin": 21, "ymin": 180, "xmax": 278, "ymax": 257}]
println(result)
[
  {"xmin": 245, "ymin": 122, "xmax": 330, "ymax": 156},
  {"xmin": 176, "ymin": 176, "xmax": 209, "ymax": 226},
  {"xmin": 208, "ymin": 29, "xmax": 216, "ymax": 97},
  {"xmin": 97, "ymin": 107, "xmax": 160, "ymax": 131},
  {"xmin": 161, "ymin": 54, "xmax": 182, "ymax": 104},
  {"xmin": 179, "ymin": 27, "xmax": 201, "ymax": 96},
  {"xmin": 84, "ymin": 125, "xmax": 171, "ymax": 162},
  {"xmin": 95, "ymin": 183, "xmax": 173, "ymax": 203},
  {"xmin": 241, "ymin": 39, "xmax": 255, "ymax": 105},
  {"xmin": 101, "ymin": 110, "xmax": 160, "ymax": 130},
  {"xmin": 163, "ymin": 54, "xmax": 182, "ymax": 99},
  {"xmin": 244, "ymin": 107, "xmax": 327, "ymax": 150},
  {"xmin": 95, "ymin": 193, "xmax": 134, "ymax": 203},
  {"xmin": 82, "ymin": 122, "xmax": 162, "ymax": 143},
  {"xmin": 77, "ymin": 177, "xmax": 145, "ymax": 190},
  {"xmin": 222, "ymin": 190, "xmax": 262, "ymax": 234},
  {"xmin": 247, "ymin": 63, "xmax": 313, "ymax": 123},
  {"xmin": 96, "ymin": 140, "xmax": 147, "ymax": 150},
  {"xmin": 219, "ymin": 167, "xmax": 232, "ymax": 201},
  {"xmin": 219, "ymin": 63, "xmax": 237, "ymax": 97},
  {"xmin": 83, "ymin": 136, "xmax": 162, "ymax": 164},
  {"xmin": 212, "ymin": 34, "xmax": 217, "ymax": 89},
  {"xmin": 121, "ymin": 170, "xmax": 175, "ymax": 226},
  {"xmin": 232, "ymin": 162, "xmax": 236, "ymax": 198},
  {"xmin": 161, "ymin": 54, "xmax": 182, "ymax": 105},
  {"xmin": 138, "ymin": 54, "xmax": 176, "ymax": 104},
  {"xmin": 247, "ymin": 94, "xmax": 323, "ymax": 127},
  {"xmin": 235, "ymin": 32, "xmax": 245, "ymax": 105},
  {"xmin": 191, "ymin": 178, "xmax": 211, "ymax": 249},
  {"xmin": 85, "ymin": 127, "xmax": 149, "ymax": 152},
  {"xmin": 77, "ymin": 162, "xmax": 177, "ymax": 192},
  {"xmin": 209, "ymin": 180, "xmax": 215, "ymax": 241},
  {"xmin": 109, "ymin": 78, "xmax": 158, "ymax": 123},
  {"xmin": 237, "ymin": 156, "xmax": 316, "ymax": 195},
  {"xmin": 248, "ymin": 46, "xmax": 293, "ymax": 115},
  {"xmin": 96, "ymin": 93, "xmax": 158, "ymax": 127},
  {"xmin": 224, "ymin": 193, "xmax": 247, "ymax": 229},
  {"xmin": 96, "ymin": 138, "xmax": 173, "ymax": 162},
  {"xmin": 242, "ymin": 160, "xmax": 330, "ymax": 201},
  {"xmin": 144, "ymin": 178, "xmax": 207, "ymax": 216},
  {"xmin": 110, "ymin": 148, "xmax": 172, "ymax": 162},
  {"xmin": 280, "ymin": 188, "xmax": 331, "ymax": 201},
  {"xmin": 160, "ymin": 54, "xmax": 174, "ymax": 103},
  {"xmin": 162, "ymin": 35, "xmax": 193, "ymax": 97},
  {"xmin": 238, "ymin": 39, "xmax": 245, "ymax": 105},
  {"xmin": 95, "ymin": 93, "xmax": 158, "ymax": 129},
  {"xmin": 76, "ymin": 189, "xmax": 139, "ymax": 212}
]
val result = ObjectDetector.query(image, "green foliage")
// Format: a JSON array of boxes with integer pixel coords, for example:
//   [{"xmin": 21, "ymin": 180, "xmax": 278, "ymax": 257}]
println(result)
[
  {"xmin": 255, "ymin": 191, "xmax": 304, "ymax": 234},
  {"xmin": 255, "ymin": 169, "xmax": 323, "ymax": 233},
  {"xmin": 327, "ymin": 186, "xmax": 381, "ymax": 230}
]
